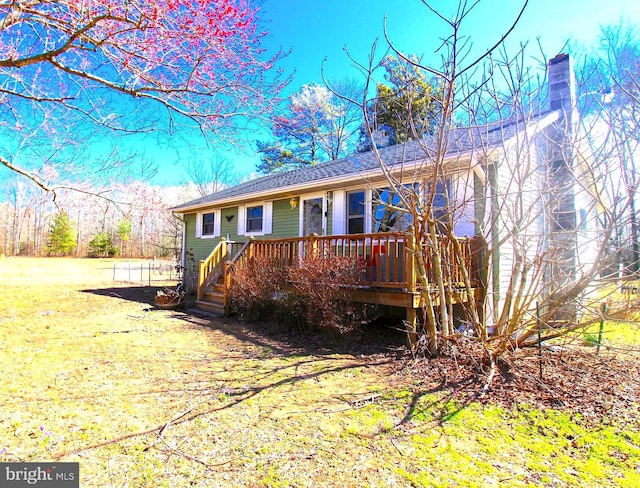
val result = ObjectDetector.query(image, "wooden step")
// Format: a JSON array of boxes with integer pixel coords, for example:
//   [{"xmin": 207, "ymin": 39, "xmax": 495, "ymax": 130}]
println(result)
[
  {"xmin": 205, "ymin": 290, "xmax": 225, "ymax": 303},
  {"xmin": 195, "ymin": 300, "xmax": 226, "ymax": 315}
]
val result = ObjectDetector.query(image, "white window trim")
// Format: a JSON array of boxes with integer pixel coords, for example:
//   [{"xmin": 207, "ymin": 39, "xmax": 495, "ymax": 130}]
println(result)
[
  {"xmin": 332, "ymin": 190, "xmax": 346, "ymax": 235},
  {"xmin": 345, "ymin": 187, "xmax": 373, "ymax": 234},
  {"xmin": 195, "ymin": 209, "xmax": 221, "ymax": 239},
  {"xmin": 238, "ymin": 201, "xmax": 272, "ymax": 236}
]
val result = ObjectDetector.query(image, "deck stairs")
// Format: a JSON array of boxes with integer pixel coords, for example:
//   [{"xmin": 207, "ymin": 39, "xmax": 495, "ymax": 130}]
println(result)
[{"xmin": 195, "ymin": 271, "xmax": 226, "ymax": 314}]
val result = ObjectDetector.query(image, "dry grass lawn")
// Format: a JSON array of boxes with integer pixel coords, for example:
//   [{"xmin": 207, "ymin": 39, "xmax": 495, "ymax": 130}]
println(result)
[{"xmin": 1, "ymin": 257, "xmax": 638, "ymax": 487}]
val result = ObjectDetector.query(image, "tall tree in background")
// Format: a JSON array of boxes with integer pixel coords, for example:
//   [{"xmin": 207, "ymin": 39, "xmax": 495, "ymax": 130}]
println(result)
[
  {"xmin": 184, "ymin": 155, "xmax": 235, "ymax": 197},
  {"xmin": 47, "ymin": 211, "xmax": 76, "ymax": 256},
  {"xmin": 117, "ymin": 219, "xmax": 132, "ymax": 257},
  {"xmin": 358, "ymin": 55, "xmax": 441, "ymax": 151},
  {"xmin": 257, "ymin": 82, "xmax": 362, "ymax": 173},
  {"xmin": 577, "ymin": 22, "xmax": 640, "ymax": 275},
  {"xmin": 0, "ymin": 0, "xmax": 288, "ymax": 193}
]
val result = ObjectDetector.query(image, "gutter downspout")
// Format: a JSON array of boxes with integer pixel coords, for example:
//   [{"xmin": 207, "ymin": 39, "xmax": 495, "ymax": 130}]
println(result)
[{"xmin": 173, "ymin": 212, "xmax": 186, "ymax": 279}]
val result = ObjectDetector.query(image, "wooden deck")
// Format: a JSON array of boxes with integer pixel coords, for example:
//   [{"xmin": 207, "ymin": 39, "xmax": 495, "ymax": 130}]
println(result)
[{"xmin": 195, "ymin": 231, "xmax": 486, "ymax": 329}]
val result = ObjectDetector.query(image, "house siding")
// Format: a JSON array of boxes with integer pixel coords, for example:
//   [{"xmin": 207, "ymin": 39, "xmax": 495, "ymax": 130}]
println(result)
[
  {"xmin": 327, "ymin": 197, "xmax": 333, "ymax": 235},
  {"xmin": 183, "ymin": 199, "xmax": 300, "ymax": 267},
  {"xmin": 272, "ymin": 198, "xmax": 299, "ymax": 238},
  {"xmin": 183, "ymin": 213, "xmax": 218, "ymax": 266},
  {"xmin": 451, "ymin": 171, "xmax": 476, "ymax": 237},
  {"xmin": 220, "ymin": 207, "xmax": 240, "ymax": 241}
]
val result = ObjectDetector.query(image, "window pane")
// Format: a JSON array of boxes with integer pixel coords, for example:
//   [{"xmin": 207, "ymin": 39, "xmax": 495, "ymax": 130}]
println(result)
[
  {"xmin": 348, "ymin": 217, "xmax": 364, "ymax": 234},
  {"xmin": 246, "ymin": 206, "xmax": 263, "ymax": 232},
  {"xmin": 347, "ymin": 191, "xmax": 365, "ymax": 234},
  {"xmin": 428, "ymin": 180, "xmax": 449, "ymax": 233},
  {"xmin": 247, "ymin": 219, "xmax": 263, "ymax": 232},
  {"xmin": 432, "ymin": 181, "xmax": 448, "ymax": 209},
  {"xmin": 247, "ymin": 206, "xmax": 263, "ymax": 219},
  {"xmin": 348, "ymin": 191, "xmax": 365, "ymax": 216},
  {"xmin": 373, "ymin": 186, "xmax": 415, "ymax": 232},
  {"xmin": 202, "ymin": 212, "xmax": 215, "ymax": 235}
]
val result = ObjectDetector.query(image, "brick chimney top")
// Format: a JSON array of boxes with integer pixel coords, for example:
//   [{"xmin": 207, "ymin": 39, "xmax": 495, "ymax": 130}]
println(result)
[
  {"xmin": 549, "ymin": 53, "xmax": 569, "ymax": 66},
  {"xmin": 549, "ymin": 53, "xmax": 576, "ymax": 116}
]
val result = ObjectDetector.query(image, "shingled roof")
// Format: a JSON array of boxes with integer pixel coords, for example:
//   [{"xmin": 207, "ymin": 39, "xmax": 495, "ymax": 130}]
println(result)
[{"xmin": 172, "ymin": 111, "xmax": 557, "ymax": 213}]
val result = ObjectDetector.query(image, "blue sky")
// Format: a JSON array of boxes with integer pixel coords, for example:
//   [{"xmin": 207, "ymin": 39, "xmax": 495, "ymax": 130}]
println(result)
[
  {"xmin": 151, "ymin": 0, "xmax": 640, "ymax": 186},
  {"xmin": 1, "ymin": 1, "xmax": 637, "ymax": 200},
  {"xmin": 261, "ymin": 0, "xmax": 640, "ymax": 90}
]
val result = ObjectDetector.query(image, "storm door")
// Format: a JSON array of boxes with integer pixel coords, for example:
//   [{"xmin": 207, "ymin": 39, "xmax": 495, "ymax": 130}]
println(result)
[{"xmin": 302, "ymin": 197, "xmax": 324, "ymax": 236}]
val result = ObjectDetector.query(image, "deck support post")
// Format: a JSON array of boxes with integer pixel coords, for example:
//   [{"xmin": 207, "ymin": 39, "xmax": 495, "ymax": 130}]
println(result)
[
  {"xmin": 309, "ymin": 233, "xmax": 318, "ymax": 258},
  {"xmin": 220, "ymin": 237, "xmax": 228, "ymax": 261},
  {"xmin": 247, "ymin": 236, "xmax": 255, "ymax": 259},
  {"xmin": 405, "ymin": 227, "xmax": 419, "ymax": 350},
  {"xmin": 197, "ymin": 260, "xmax": 205, "ymax": 302},
  {"xmin": 406, "ymin": 308, "xmax": 418, "ymax": 350},
  {"xmin": 224, "ymin": 261, "xmax": 232, "ymax": 315}
]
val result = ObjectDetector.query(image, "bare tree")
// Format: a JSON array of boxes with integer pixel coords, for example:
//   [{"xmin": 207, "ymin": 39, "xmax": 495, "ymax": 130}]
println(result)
[
  {"xmin": 257, "ymin": 80, "xmax": 363, "ymax": 173},
  {"xmin": 577, "ymin": 22, "xmax": 640, "ymax": 276},
  {"xmin": 0, "ymin": 1, "xmax": 288, "ymax": 193},
  {"xmin": 344, "ymin": 1, "xmax": 637, "ymax": 369},
  {"xmin": 184, "ymin": 154, "xmax": 235, "ymax": 198}
]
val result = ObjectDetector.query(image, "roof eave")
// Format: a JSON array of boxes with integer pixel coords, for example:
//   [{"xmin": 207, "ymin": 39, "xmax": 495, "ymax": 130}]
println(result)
[{"xmin": 171, "ymin": 151, "xmax": 480, "ymax": 214}]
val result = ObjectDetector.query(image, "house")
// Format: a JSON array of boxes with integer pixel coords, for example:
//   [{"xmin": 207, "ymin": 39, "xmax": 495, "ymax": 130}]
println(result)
[{"xmin": 171, "ymin": 53, "xmax": 595, "ymax": 334}]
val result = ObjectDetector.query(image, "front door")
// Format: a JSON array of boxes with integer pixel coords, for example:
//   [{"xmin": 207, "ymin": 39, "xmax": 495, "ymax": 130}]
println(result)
[{"xmin": 302, "ymin": 197, "xmax": 324, "ymax": 236}]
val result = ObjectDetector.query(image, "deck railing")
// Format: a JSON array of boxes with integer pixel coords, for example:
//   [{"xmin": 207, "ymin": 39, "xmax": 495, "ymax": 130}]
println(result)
[
  {"xmin": 196, "ymin": 239, "xmax": 245, "ymax": 301},
  {"xmin": 200, "ymin": 232, "xmax": 484, "ymax": 305}
]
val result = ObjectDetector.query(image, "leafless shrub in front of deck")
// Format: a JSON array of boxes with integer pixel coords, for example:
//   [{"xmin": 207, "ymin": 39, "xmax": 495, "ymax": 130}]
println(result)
[
  {"xmin": 227, "ymin": 257, "xmax": 289, "ymax": 322},
  {"xmin": 286, "ymin": 255, "xmax": 367, "ymax": 333}
]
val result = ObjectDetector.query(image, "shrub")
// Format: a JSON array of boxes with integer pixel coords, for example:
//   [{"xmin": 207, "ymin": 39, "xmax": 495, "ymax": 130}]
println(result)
[
  {"xmin": 47, "ymin": 211, "xmax": 77, "ymax": 256},
  {"xmin": 286, "ymin": 255, "xmax": 367, "ymax": 333},
  {"xmin": 181, "ymin": 249, "xmax": 198, "ymax": 294},
  {"xmin": 87, "ymin": 232, "xmax": 116, "ymax": 257},
  {"xmin": 229, "ymin": 254, "xmax": 368, "ymax": 334},
  {"xmin": 228, "ymin": 257, "xmax": 289, "ymax": 323}
]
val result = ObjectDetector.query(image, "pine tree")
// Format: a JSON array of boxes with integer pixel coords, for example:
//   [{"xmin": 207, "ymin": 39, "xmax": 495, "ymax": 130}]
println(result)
[
  {"xmin": 88, "ymin": 232, "xmax": 116, "ymax": 258},
  {"xmin": 358, "ymin": 56, "xmax": 441, "ymax": 151},
  {"xmin": 47, "ymin": 211, "xmax": 76, "ymax": 256}
]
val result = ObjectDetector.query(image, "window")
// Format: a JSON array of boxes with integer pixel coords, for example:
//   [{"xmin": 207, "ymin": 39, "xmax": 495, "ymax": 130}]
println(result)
[
  {"xmin": 202, "ymin": 212, "xmax": 215, "ymax": 236},
  {"xmin": 246, "ymin": 205, "xmax": 264, "ymax": 232},
  {"xmin": 347, "ymin": 190, "xmax": 365, "ymax": 234},
  {"xmin": 196, "ymin": 209, "xmax": 220, "ymax": 238},
  {"xmin": 372, "ymin": 186, "xmax": 416, "ymax": 232},
  {"xmin": 428, "ymin": 179, "xmax": 450, "ymax": 233},
  {"xmin": 238, "ymin": 202, "xmax": 272, "ymax": 236}
]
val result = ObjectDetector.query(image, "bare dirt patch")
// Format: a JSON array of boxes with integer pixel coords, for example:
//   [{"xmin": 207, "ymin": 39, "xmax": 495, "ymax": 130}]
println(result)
[{"xmin": 1, "ymin": 257, "xmax": 638, "ymax": 487}]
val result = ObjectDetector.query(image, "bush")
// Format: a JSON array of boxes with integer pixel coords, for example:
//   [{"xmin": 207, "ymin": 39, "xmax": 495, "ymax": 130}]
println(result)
[
  {"xmin": 228, "ymin": 257, "xmax": 289, "ymax": 323},
  {"xmin": 87, "ymin": 232, "xmax": 116, "ymax": 257},
  {"xmin": 229, "ymin": 255, "xmax": 368, "ymax": 334},
  {"xmin": 47, "ymin": 211, "xmax": 77, "ymax": 256},
  {"xmin": 286, "ymin": 255, "xmax": 366, "ymax": 333}
]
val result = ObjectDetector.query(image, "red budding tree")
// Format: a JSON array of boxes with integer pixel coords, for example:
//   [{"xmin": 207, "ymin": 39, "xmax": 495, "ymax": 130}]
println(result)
[{"xmin": 0, "ymin": 0, "xmax": 287, "ymax": 191}]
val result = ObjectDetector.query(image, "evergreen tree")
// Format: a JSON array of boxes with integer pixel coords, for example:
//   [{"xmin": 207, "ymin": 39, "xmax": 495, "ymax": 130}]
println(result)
[
  {"xmin": 88, "ymin": 232, "xmax": 116, "ymax": 258},
  {"xmin": 47, "ymin": 211, "xmax": 76, "ymax": 256},
  {"xmin": 116, "ymin": 219, "xmax": 132, "ymax": 257},
  {"xmin": 358, "ymin": 56, "xmax": 441, "ymax": 151}
]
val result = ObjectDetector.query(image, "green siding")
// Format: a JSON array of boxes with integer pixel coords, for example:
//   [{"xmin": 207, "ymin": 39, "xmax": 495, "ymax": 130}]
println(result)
[
  {"xmin": 183, "ymin": 199, "xmax": 300, "ymax": 265},
  {"xmin": 220, "ymin": 207, "xmax": 240, "ymax": 241},
  {"xmin": 183, "ymin": 213, "xmax": 216, "ymax": 265},
  {"xmin": 271, "ymin": 198, "xmax": 299, "ymax": 238}
]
